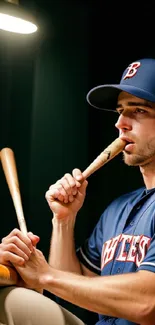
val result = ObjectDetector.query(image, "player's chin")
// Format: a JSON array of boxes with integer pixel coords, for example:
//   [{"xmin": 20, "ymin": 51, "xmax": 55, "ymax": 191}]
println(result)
[{"xmin": 122, "ymin": 153, "xmax": 140, "ymax": 166}]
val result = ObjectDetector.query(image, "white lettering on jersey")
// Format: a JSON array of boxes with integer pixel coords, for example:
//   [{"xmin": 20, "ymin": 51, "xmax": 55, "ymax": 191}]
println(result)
[
  {"xmin": 116, "ymin": 234, "xmax": 134, "ymax": 262},
  {"xmin": 101, "ymin": 234, "xmax": 150, "ymax": 270},
  {"xmin": 101, "ymin": 235, "xmax": 120, "ymax": 269},
  {"xmin": 126, "ymin": 235, "xmax": 140, "ymax": 263},
  {"xmin": 136, "ymin": 235, "xmax": 151, "ymax": 267}
]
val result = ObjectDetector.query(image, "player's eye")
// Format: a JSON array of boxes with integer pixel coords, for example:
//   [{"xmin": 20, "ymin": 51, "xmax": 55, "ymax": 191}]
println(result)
[{"xmin": 135, "ymin": 108, "xmax": 146, "ymax": 114}]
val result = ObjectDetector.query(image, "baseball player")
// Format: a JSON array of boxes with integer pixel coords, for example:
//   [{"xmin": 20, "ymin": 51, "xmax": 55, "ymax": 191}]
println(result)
[{"xmin": 2, "ymin": 57, "xmax": 155, "ymax": 325}]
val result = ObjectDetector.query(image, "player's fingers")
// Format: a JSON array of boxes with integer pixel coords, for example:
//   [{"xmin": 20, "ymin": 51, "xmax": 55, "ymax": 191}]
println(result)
[
  {"xmin": 2, "ymin": 243, "xmax": 30, "ymax": 262},
  {"xmin": 2, "ymin": 229, "xmax": 24, "ymax": 242},
  {"xmin": 27, "ymin": 232, "xmax": 40, "ymax": 247},
  {"xmin": 72, "ymin": 168, "xmax": 84, "ymax": 184},
  {"xmin": 49, "ymin": 182, "xmax": 68, "ymax": 199},
  {"xmin": 55, "ymin": 182, "xmax": 68, "ymax": 196},
  {"xmin": 58, "ymin": 173, "xmax": 81, "ymax": 196},
  {"xmin": 57, "ymin": 176, "xmax": 73, "ymax": 196},
  {"xmin": 68, "ymin": 194, "xmax": 74, "ymax": 203},
  {"xmin": 3, "ymin": 251, "xmax": 25, "ymax": 265},
  {"xmin": 76, "ymin": 179, "xmax": 88, "ymax": 197},
  {"xmin": 45, "ymin": 187, "xmax": 68, "ymax": 203},
  {"xmin": 64, "ymin": 173, "xmax": 77, "ymax": 188},
  {"xmin": 2, "ymin": 237, "xmax": 33, "ymax": 258},
  {"xmin": 49, "ymin": 175, "xmax": 77, "ymax": 198},
  {"xmin": 2, "ymin": 229, "xmax": 34, "ymax": 252}
]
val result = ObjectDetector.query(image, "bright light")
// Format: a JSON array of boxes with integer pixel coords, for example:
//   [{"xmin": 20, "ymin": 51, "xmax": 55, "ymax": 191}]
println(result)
[{"xmin": 0, "ymin": 13, "xmax": 37, "ymax": 34}]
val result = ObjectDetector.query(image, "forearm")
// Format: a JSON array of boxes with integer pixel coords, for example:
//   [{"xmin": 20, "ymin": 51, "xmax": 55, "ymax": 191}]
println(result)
[
  {"xmin": 41, "ymin": 269, "xmax": 155, "ymax": 325},
  {"xmin": 49, "ymin": 217, "xmax": 82, "ymax": 274}
]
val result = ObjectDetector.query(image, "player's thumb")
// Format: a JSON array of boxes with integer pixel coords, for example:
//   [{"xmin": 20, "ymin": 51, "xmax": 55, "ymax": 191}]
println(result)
[{"xmin": 28, "ymin": 232, "xmax": 40, "ymax": 247}]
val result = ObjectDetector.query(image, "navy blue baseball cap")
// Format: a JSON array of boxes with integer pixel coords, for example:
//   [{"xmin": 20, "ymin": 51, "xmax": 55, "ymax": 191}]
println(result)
[{"xmin": 86, "ymin": 58, "xmax": 155, "ymax": 111}]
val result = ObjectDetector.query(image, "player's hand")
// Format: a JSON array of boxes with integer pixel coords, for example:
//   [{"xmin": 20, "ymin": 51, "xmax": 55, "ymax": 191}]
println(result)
[
  {"xmin": 0, "ymin": 229, "xmax": 40, "ymax": 266},
  {"xmin": 45, "ymin": 168, "xmax": 88, "ymax": 221},
  {"xmin": 14, "ymin": 248, "xmax": 50, "ymax": 290}
]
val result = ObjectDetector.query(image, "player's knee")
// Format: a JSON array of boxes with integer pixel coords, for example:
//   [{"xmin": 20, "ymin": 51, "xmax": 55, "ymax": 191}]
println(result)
[{"xmin": 2, "ymin": 287, "xmax": 66, "ymax": 325}]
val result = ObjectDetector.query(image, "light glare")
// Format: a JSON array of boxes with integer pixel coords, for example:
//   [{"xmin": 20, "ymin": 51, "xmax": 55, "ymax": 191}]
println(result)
[{"xmin": 0, "ymin": 13, "xmax": 37, "ymax": 34}]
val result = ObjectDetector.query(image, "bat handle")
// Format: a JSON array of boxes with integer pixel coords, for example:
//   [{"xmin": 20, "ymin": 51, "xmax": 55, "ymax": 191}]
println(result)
[{"xmin": 12, "ymin": 191, "xmax": 27, "ymax": 235}]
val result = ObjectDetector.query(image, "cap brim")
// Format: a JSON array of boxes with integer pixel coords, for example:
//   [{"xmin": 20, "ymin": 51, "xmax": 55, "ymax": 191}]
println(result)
[{"xmin": 86, "ymin": 84, "xmax": 155, "ymax": 111}]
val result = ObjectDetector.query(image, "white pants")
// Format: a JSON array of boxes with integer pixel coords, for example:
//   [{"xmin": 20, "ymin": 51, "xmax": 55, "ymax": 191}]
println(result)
[{"xmin": 0, "ymin": 286, "xmax": 85, "ymax": 325}]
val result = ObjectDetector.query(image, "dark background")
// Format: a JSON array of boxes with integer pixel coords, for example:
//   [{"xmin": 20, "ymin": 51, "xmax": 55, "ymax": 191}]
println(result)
[{"xmin": 0, "ymin": 1, "xmax": 154, "ymax": 324}]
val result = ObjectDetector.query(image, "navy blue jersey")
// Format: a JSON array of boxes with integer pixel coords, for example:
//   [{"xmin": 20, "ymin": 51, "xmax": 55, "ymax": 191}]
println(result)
[{"xmin": 77, "ymin": 186, "xmax": 155, "ymax": 325}]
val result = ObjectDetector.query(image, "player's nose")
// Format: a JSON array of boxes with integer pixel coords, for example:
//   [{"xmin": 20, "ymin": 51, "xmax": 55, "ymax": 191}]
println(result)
[{"xmin": 115, "ymin": 113, "xmax": 132, "ymax": 132}]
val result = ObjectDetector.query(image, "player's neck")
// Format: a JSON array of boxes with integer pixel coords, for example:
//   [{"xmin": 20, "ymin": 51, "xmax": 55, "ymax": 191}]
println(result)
[{"xmin": 140, "ymin": 164, "xmax": 155, "ymax": 189}]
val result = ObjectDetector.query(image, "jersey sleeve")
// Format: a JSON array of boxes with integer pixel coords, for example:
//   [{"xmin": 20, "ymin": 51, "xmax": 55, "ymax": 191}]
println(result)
[{"xmin": 137, "ymin": 233, "xmax": 155, "ymax": 273}]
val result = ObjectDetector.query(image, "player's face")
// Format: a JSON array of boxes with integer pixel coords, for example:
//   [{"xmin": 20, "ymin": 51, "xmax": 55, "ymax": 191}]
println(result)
[{"xmin": 115, "ymin": 91, "xmax": 155, "ymax": 166}]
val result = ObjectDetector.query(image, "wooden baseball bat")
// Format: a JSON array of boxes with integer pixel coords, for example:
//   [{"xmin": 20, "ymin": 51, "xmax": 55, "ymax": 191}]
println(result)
[
  {"xmin": 82, "ymin": 137, "xmax": 126, "ymax": 179},
  {"xmin": 0, "ymin": 147, "xmax": 27, "ymax": 286},
  {"xmin": 1, "ymin": 148, "xmax": 27, "ymax": 235}
]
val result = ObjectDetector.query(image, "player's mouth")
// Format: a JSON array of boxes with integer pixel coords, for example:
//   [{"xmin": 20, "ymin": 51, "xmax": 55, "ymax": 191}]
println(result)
[{"xmin": 120, "ymin": 136, "xmax": 135, "ymax": 151}]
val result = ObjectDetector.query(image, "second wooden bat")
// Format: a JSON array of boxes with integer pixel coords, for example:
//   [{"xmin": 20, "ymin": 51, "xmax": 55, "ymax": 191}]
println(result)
[
  {"xmin": 0, "ymin": 147, "xmax": 27, "ymax": 285},
  {"xmin": 1, "ymin": 148, "xmax": 27, "ymax": 235}
]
